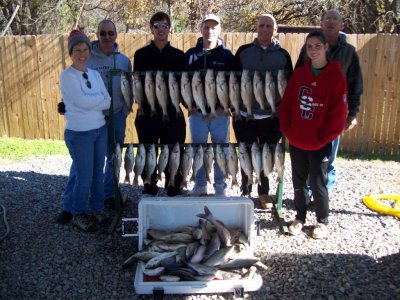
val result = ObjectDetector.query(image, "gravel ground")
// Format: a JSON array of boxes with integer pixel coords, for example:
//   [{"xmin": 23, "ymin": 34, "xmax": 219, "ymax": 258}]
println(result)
[{"xmin": 0, "ymin": 154, "xmax": 399, "ymax": 300}]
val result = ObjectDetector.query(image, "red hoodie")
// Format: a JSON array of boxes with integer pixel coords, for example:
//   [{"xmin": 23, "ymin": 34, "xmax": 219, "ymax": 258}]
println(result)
[{"xmin": 279, "ymin": 60, "xmax": 348, "ymax": 151}]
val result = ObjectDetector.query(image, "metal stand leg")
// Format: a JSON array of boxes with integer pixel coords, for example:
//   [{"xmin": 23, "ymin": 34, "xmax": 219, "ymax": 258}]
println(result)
[
  {"xmin": 273, "ymin": 175, "xmax": 288, "ymax": 235},
  {"xmin": 273, "ymin": 137, "xmax": 289, "ymax": 234}
]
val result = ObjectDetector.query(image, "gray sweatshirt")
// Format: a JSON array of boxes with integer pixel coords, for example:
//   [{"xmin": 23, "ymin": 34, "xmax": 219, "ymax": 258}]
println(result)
[{"xmin": 87, "ymin": 41, "xmax": 132, "ymax": 115}]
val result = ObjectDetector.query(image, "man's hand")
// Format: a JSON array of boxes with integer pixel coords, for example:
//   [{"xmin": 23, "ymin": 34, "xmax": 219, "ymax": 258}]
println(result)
[{"xmin": 345, "ymin": 115, "xmax": 357, "ymax": 131}]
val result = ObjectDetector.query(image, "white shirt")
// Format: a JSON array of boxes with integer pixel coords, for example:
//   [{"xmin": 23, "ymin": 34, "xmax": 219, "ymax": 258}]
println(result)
[{"xmin": 60, "ymin": 67, "xmax": 111, "ymax": 131}]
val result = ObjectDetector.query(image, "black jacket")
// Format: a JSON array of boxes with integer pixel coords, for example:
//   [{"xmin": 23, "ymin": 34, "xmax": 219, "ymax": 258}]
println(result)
[
  {"xmin": 185, "ymin": 38, "xmax": 234, "ymax": 111},
  {"xmin": 133, "ymin": 41, "xmax": 187, "ymax": 117}
]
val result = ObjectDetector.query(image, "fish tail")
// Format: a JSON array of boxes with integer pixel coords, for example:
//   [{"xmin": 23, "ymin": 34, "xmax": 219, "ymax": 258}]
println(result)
[
  {"xmin": 234, "ymin": 114, "xmax": 242, "ymax": 122},
  {"xmin": 132, "ymin": 177, "xmax": 138, "ymax": 186},
  {"xmin": 162, "ymin": 114, "xmax": 170, "ymax": 122},
  {"xmin": 231, "ymin": 177, "xmax": 238, "ymax": 188},
  {"xmin": 206, "ymin": 173, "xmax": 212, "ymax": 184},
  {"xmin": 246, "ymin": 114, "xmax": 254, "ymax": 121},
  {"xmin": 203, "ymin": 206, "xmax": 212, "ymax": 219},
  {"xmin": 180, "ymin": 181, "xmax": 187, "ymax": 189},
  {"xmin": 176, "ymin": 111, "xmax": 183, "ymax": 119},
  {"xmin": 150, "ymin": 110, "xmax": 157, "ymax": 117}
]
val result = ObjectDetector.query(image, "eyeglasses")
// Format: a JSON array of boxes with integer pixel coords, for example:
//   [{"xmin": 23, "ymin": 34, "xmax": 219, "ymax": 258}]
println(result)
[
  {"xmin": 99, "ymin": 31, "xmax": 115, "ymax": 36},
  {"xmin": 82, "ymin": 72, "xmax": 92, "ymax": 89},
  {"xmin": 153, "ymin": 23, "xmax": 169, "ymax": 30}
]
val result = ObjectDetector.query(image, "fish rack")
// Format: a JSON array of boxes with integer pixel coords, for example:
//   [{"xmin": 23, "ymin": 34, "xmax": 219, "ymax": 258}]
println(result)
[{"xmin": 106, "ymin": 69, "xmax": 288, "ymax": 235}]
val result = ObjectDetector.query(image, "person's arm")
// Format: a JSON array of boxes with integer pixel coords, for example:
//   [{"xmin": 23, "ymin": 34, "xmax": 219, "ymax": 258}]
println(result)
[
  {"xmin": 127, "ymin": 59, "xmax": 134, "ymax": 111},
  {"xmin": 278, "ymin": 74, "xmax": 295, "ymax": 138},
  {"xmin": 317, "ymin": 75, "xmax": 348, "ymax": 145},
  {"xmin": 345, "ymin": 51, "xmax": 363, "ymax": 130},
  {"xmin": 133, "ymin": 50, "xmax": 145, "ymax": 72},
  {"xmin": 60, "ymin": 71, "xmax": 110, "ymax": 111},
  {"xmin": 232, "ymin": 46, "xmax": 244, "ymax": 71}
]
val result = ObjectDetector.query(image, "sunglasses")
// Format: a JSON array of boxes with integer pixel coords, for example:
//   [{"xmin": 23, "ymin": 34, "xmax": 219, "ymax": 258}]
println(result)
[
  {"xmin": 99, "ymin": 31, "xmax": 115, "ymax": 36},
  {"xmin": 82, "ymin": 72, "xmax": 92, "ymax": 89},
  {"xmin": 153, "ymin": 23, "xmax": 169, "ymax": 30}
]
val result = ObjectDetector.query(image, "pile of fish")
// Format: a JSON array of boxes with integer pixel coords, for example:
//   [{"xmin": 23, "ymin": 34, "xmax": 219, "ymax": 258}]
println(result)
[
  {"xmin": 131, "ymin": 69, "xmax": 288, "ymax": 121},
  {"xmin": 122, "ymin": 205, "xmax": 266, "ymax": 282},
  {"xmin": 113, "ymin": 142, "xmax": 285, "ymax": 189}
]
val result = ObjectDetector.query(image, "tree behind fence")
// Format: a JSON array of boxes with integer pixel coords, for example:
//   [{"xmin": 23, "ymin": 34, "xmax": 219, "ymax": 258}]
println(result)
[{"xmin": 0, "ymin": 33, "xmax": 399, "ymax": 156}]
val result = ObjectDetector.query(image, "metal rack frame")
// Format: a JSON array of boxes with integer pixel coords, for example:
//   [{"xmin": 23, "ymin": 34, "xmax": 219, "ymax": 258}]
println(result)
[{"xmin": 106, "ymin": 69, "xmax": 288, "ymax": 234}]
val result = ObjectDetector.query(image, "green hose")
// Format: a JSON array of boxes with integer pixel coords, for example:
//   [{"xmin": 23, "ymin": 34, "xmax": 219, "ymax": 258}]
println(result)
[{"xmin": 0, "ymin": 203, "xmax": 10, "ymax": 242}]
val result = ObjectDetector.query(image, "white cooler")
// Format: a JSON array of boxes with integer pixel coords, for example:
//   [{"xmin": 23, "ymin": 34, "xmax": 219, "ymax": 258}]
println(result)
[{"xmin": 124, "ymin": 197, "xmax": 263, "ymax": 297}]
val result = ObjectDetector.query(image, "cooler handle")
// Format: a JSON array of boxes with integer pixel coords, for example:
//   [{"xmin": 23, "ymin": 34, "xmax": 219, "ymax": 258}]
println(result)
[{"xmin": 121, "ymin": 218, "xmax": 139, "ymax": 237}]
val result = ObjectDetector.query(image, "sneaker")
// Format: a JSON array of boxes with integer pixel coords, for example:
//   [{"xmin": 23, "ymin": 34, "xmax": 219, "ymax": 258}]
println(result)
[
  {"xmin": 93, "ymin": 210, "xmax": 111, "ymax": 225},
  {"xmin": 214, "ymin": 184, "xmax": 226, "ymax": 196},
  {"xmin": 312, "ymin": 223, "xmax": 328, "ymax": 239},
  {"xmin": 166, "ymin": 187, "xmax": 182, "ymax": 197},
  {"xmin": 240, "ymin": 185, "xmax": 252, "ymax": 197},
  {"xmin": 188, "ymin": 185, "xmax": 207, "ymax": 196},
  {"xmin": 259, "ymin": 195, "xmax": 273, "ymax": 209},
  {"xmin": 142, "ymin": 184, "xmax": 159, "ymax": 196},
  {"xmin": 288, "ymin": 220, "xmax": 304, "ymax": 236},
  {"xmin": 73, "ymin": 214, "xmax": 97, "ymax": 232},
  {"xmin": 56, "ymin": 210, "xmax": 73, "ymax": 224}
]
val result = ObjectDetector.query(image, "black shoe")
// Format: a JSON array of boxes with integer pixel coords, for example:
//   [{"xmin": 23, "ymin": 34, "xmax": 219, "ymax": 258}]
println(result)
[
  {"xmin": 166, "ymin": 188, "xmax": 182, "ymax": 197},
  {"xmin": 104, "ymin": 197, "xmax": 115, "ymax": 209},
  {"xmin": 56, "ymin": 211, "xmax": 73, "ymax": 224},
  {"xmin": 241, "ymin": 185, "xmax": 252, "ymax": 197},
  {"xmin": 142, "ymin": 184, "xmax": 159, "ymax": 196}
]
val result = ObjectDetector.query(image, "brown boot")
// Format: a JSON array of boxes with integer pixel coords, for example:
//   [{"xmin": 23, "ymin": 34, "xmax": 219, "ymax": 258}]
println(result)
[{"xmin": 258, "ymin": 194, "xmax": 274, "ymax": 209}]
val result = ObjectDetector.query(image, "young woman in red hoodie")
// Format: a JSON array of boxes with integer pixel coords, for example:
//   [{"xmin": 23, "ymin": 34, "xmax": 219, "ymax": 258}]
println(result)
[{"xmin": 279, "ymin": 30, "xmax": 348, "ymax": 239}]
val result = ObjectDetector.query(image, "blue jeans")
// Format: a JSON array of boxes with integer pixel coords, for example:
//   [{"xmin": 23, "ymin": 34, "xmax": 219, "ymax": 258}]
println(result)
[
  {"xmin": 104, "ymin": 111, "xmax": 127, "ymax": 199},
  {"xmin": 64, "ymin": 125, "xmax": 107, "ymax": 215},
  {"xmin": 327, "ymin": 136, "xmax": 340, "ymax": 193},
  {"xmin": 189, "ymin": 111, "xmax": 229, "ymax": 189}
]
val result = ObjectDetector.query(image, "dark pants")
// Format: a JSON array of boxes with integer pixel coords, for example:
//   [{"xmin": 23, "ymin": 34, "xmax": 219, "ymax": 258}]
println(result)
[
  {"xmin": 135, "ymin": 109, "xmax": 186, "ymax": 195},
  {"xmin": 232, "ymin": 117, "xmax": 282, "ymax": 196},
  {"xmin": 289, "ymin": 143, "xmax": 332, "ymax": 224}
]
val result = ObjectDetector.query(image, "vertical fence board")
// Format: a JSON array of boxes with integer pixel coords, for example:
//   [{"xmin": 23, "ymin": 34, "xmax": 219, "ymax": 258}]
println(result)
[
  {"xmin": 0, "ymin": 37, "xmax": 8, "ymax": 136},
  {"xmin": 15, "ymin": 36, "xmax": 30, "ymax": 138},
  {"xmin": 386, "ymin": 35, "xmax": 400, "ymax": 155},
  {"xmin": 3, "ymin": 37, "xmax": 20, "ymax": 137}
]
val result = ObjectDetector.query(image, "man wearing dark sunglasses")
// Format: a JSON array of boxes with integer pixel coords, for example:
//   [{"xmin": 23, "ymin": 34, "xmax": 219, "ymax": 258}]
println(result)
[
  {"xmin": 86, "ymin": 19, "xmax": 133, "ymax": 209},
  {"xmin": 133, "ymin": 12, "xmax": 187, "ymax": 197}
]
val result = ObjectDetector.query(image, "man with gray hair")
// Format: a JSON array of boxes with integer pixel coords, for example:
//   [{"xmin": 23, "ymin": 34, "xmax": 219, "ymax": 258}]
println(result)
[
  {"xmin": 233, "ymin": 14, "xmax": 293, "ymax": 208},
  {"xmin": 295, "ymin": 9, "xmax": 363, "ymax": 195}
]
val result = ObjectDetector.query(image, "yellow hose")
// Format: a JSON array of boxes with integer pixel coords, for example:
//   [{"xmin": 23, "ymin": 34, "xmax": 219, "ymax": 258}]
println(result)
[{"xmin": 362, "ymin": 194, "xmax": 400, "ymax": 218}]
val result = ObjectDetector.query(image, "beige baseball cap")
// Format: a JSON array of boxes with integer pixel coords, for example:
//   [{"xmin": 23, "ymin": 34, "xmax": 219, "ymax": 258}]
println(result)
[{"xmin": 201, "ymin": 14, "xmax": 221, "ymax": 24}]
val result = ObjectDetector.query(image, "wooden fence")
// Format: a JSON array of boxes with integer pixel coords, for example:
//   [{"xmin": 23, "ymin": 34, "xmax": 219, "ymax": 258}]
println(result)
[{"xmin": 0, "ymin": 33, "xmax": 399, "ymax": 156}]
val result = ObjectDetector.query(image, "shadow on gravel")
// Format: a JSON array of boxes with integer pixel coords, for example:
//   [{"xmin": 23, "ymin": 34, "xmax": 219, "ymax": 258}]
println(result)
[
  {"xmin": 1, "ymin": 170, "xmax": 399, "ymax": 299},
  {"xmin": 259, "ymin": 252, "xmax": 400, "ymax": 299},
  {"xmin": 330, "ymin": 208, "xmax": 382, "ymax": 218}
]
